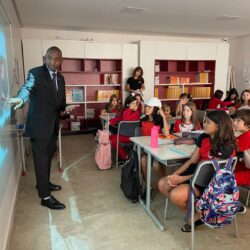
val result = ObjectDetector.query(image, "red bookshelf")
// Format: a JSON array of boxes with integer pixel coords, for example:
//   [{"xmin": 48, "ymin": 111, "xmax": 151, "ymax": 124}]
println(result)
[
  {"xmin": 154, "ymin": 59, "xmax": 215, "ymax": 110},
  {"xmin": 59, "ymin": 58, "xmax": 122, "ymax": 134}
]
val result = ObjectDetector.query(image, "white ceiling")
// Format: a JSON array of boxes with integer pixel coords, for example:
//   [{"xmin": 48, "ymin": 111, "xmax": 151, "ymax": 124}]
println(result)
[{"xmin": 13, "ymin": 0, "xmax": 250, "ymax": 38}]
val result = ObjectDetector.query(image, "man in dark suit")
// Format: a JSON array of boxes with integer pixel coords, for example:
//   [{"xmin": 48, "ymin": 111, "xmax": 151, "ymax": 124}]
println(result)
[{"xmin": 6, "ymin": 46, "xmax": 68, "ymax": 210}]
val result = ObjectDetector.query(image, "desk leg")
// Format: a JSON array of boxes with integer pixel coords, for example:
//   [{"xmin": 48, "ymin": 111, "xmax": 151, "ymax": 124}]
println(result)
[
  {"xmin": 139, "ymin": 152, "xmax": 165, "ymax": 231},
  {"xmin": 137, "ymin": 146, "xmax": 143, "ymax": 186}
]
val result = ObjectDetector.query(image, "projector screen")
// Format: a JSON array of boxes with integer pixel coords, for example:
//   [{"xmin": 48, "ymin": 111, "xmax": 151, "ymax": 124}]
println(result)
[{"xmin": 0, "ymin": 4, "xmax": 19, "ymax": 205}]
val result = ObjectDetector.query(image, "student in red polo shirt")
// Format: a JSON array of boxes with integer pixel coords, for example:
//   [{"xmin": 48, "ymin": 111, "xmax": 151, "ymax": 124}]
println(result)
[
  {"xmin": 207, "ymin": 89, "xmax": 233, "ymax": 110},
  {"xmin": 140, "ymin": 97, "xmax": 170, "ymax": 201},
  {"xmin": 233, "ymin": 110, "xmax": 250, "ymax": 213},
  {"xmin": 158, "ymin": 110, "xmax": 237, "ymax": 232},
  {"xmin": 110, "ymin": 95, "xmax": 140, "ymax": 166},
  {"xmin": 173, "ymin": 101, "xmax": 202, "ymax": 133}
]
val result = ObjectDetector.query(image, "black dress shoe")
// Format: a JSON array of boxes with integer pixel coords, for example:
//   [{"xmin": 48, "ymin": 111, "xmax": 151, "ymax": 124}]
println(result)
[
  {"xmin": 49, "ymin": 182, "xmax": 62, "ymax": 191},
  {"xmin": 41, "ymin": 196, "xmax": 66, "ymax": 210}
]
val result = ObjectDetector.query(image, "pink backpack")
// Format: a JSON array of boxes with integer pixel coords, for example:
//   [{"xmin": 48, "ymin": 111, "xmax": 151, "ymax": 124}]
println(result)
[{"xmin": 95, "ymin": 129, "xmax": 112, "ymax": 170}]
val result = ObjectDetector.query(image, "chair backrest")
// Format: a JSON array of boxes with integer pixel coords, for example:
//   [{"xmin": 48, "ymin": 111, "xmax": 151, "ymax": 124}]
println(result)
[
  {"xmin": 197, "ymin": 110, "xmax": 206, "ymax": 127},
  {"xmin": 117, "ymin": 121, "xmax": 140, "ymax": 137},
  {"xmin": 193, "ymin": 157, "xmax": 237, "ymax": 188}
]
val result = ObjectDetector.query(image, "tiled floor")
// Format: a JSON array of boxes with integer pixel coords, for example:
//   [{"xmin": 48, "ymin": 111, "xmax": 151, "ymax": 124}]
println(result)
[{"xmin": 8, "ymin": 134, "xmax": 250, "ymax": 250}]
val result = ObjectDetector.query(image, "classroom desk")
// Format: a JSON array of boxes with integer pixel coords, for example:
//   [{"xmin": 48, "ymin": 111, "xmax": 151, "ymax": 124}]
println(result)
[
  {"xmin": 130, "ymin": 137, "xmax": 196, "ymax": 231},
  {"xmin": 130, "ymin": 136, "xmax": 175, "ymax": 183}
]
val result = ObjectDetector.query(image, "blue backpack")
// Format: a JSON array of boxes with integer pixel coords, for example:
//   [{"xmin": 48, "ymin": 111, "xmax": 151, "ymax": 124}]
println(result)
[{"xmin": 195, "ymin": 157, "xmax": 242, "ymax": 228}]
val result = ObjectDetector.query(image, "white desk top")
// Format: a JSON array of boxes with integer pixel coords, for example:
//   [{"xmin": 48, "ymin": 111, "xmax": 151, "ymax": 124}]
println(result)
[
  {"xmin": 130, "ymin": 136, "xmax": 175, "ymax": 146},
  {"xmin": 143, "ymin": 144, "xmax": 196, "ymax": 161}
]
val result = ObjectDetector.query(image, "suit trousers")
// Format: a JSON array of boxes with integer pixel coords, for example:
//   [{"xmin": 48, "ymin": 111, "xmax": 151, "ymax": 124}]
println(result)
[{"xmin": 31, "ymin": 132, "xmax": 57, "ymax": 198}]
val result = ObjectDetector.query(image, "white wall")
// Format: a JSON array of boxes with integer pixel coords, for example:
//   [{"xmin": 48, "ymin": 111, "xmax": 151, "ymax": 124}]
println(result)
[
  {"xmin": 0, "ymin": 1, "xmax": 24, "ymax": 250},
  {"xmin": 229, "ymin": 35, "xmax": 250, "ymax": 95},
  {"xmin": 22, "ymin": 27, "xmax": 221, "ymax": 44}
]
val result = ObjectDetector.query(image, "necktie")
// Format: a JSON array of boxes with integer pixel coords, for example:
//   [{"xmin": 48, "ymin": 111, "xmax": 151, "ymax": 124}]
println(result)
[{"xmin": 52, "ymin": 72, "xmax": 58, "ymax": 98}]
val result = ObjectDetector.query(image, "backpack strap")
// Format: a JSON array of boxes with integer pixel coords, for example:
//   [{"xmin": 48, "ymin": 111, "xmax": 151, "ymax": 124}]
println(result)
[
  {"xmin": 225, "ymin": 157, "xmax": 233, "ymax": 171},
  {"xmin": 211, "ymin": 159, "xmax": 220, "ymax": 171},
  {"xmin": 211, "ymin": 157, "xmax": 233, "ymax": 172}
]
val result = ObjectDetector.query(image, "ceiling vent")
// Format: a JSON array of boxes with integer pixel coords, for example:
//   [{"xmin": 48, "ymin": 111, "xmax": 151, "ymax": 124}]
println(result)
[
  {"xmin": 120, "ymin": 6, "xmax": 148, "ymax": 14},
  {"xmin": 215, "ymin": 15, "xmax": 240, "ymax": 21}
]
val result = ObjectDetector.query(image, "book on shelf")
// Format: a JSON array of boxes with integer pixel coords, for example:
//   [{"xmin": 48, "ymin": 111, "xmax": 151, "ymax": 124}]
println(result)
[
  {"xmin": 191, "ymin": 87, "xmax": 211, "ymax": 98},
  {"xmin": 72, "ymin": 88, "xmax": 84, "ymax": 102},
  {"xmin": 66, "ymin": 88, "xmax": 85, "ymax": 103},
  {"xmin": 66, "ymin": 89, "xmax": 72, "ymax": 103},
  {"xmin": 104, "ymin": 73, "xmax": 119, "ymax": 84},
  {"xmin": 166, "ymin": 86, "xmax": 182, "ymax": 99},
  {"xmin": 154, "ymin": 87, "xmax": 159, "ymax": 97},
  {"xmin": 196, "ymin": 72, "xmax": 209, "ymax": 83},
  {"xmin": 155, "ymin": 64, "xmax": 160, "ymax": 72},
  {"xmin": 154, "ymin": 75, "xmax": 159, "ymax": 84},
  {"xmin": 180, "ymin": 77, "xmax": 190, "ymax": 84},
  {"xmin": 168, "ymin": 76, "xmax": 180, "ymax": 84},
  {"xmin": 96, "ymin": 90, "xmax": 120, "ymax": 101}
]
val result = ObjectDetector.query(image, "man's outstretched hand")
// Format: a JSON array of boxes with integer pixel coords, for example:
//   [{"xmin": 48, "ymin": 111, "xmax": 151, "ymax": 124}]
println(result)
[
  {"xmin": 3, "ymin": 97, "xmax": 24, "ymax": 110},
  {"xmin": 64, "ymin": 105, "xmax": 80, "ymax": 114}
]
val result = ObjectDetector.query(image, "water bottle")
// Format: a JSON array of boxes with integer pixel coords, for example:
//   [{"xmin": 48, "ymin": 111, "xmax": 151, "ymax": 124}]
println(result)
[{"xmin": 151, "ymin": 125, "xmax": 159, "ymax": 148}]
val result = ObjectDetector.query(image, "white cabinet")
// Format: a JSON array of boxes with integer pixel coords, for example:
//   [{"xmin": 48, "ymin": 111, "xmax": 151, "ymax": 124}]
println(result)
[
  {"xmin": 154, "ymin": 41, "xmax": 186, "ymax": 60},
  {"xmin": 139, "ymin": 41, "xmax": 155, "ymax": 101},
  {"xmin": 84, "ymin": 43, "xmax": 123, "ymax": 59},
  {"xmin": 186, "ymin": 42, "xmax": 217, "ymax": 60},
  {"xmin": 22, "ymin": 39, "xmax": 43, "ymax": 78},
  {"xmin": 42, "ymin": 40, "xmax": 84, "ymax": 58},
  {"xmin": 215, "ymin": 43, "xmax": 230, "ymax": 95},
  {"xmin": 122, "ymin": 44, "xmax": 138, "ymax": 101}
]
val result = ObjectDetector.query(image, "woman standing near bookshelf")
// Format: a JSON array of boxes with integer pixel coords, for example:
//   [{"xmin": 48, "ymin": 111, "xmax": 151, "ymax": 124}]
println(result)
[{"xmin": 126, "ymin": 66, "xmax": 145, "ymax": 95}]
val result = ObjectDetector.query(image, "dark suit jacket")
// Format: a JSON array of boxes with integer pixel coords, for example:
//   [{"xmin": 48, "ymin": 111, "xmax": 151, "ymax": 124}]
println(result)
[{"xmin": 17, "ymin": 65, "xmax": 66, "ymax": 139}]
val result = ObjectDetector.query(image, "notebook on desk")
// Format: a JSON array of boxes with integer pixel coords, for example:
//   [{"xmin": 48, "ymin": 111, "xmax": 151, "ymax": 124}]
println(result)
[{"xmin": 158, "ymin": 134, "xmax": 178, "ymax": 144}]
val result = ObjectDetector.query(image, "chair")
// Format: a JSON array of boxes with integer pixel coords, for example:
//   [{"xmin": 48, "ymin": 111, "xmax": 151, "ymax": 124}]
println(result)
[
  {"xmin": 115, "ymin": 120, "xmax": 140, "ymax": 168},
  {"xmin": 240, "ymin": 185, "xmax": 250, "ymax": 207},
  {"xmin": 197, "ymin": 110, "xmax": 206, "ymax": 126}
]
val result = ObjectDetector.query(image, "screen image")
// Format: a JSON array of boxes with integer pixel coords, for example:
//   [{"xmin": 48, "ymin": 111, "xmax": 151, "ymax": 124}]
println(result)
[{"xmin": 0, "ymin": 5, "xmax": 19, "ymax": 205}]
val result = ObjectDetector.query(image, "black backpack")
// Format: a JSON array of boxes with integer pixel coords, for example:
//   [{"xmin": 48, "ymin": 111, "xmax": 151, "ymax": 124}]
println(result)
[{"xmin": 120, "ymin": 150, "xmax": 140, "ymax": 202}]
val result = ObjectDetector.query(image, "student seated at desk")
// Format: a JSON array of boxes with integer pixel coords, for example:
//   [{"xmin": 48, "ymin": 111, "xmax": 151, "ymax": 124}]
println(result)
[
  {"xmin": 140, "ymin": 97, "xmax": 170, "ymax": 200},
  {"xmin": 134, "ymin": 92, "xmax": 145, "ymax": 115},
  {"xmin": 233, "ymin": 110, "xmax": 250, "ymax": 213},
  {"xmin": 158, "ymin": 110, "xmax": 237, "ymax": 232},
  {"xmin": 162, "ymin": 104, "xmax": 173, "ymax": 120},
  {"xmin": 110, "ymin": 95, "xmax": 140, "ymax": 166},
  {"xmin": 173, "ymin": 101, "xmax": 202, "ymax": 133},
  {"xmin": 238, "ymin": 89, "xmax": 250, "ymax": 110},
  {"xmin": 175, "ymin": 93, "xmax": 189, "ymax": 116},
  {"xmin": 100, "ymin": 94, "xmax": 121, "ymax": 116}
]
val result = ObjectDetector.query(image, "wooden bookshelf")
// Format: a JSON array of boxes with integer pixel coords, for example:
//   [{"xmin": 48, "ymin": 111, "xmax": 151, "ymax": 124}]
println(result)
[
  {"xmin": 60, "ymin": 58, "xmax": 122, "ymax": 134},
  {"xmin": 154, "ymin": 60, "xmax": 215, "ymax": 110}
]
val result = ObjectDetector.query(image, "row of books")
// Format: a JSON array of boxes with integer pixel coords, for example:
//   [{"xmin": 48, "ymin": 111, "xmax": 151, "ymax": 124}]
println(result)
[
  {"xmin": 154, "ymin": 72, "xmax": 210, "ymax": 84},
  {"xmin": 191, "ymin": 87, "xmax": 211, "ymax": 98},
  {"xmin": 66, "ymin": 88, "xmax": 84, "ymax": 103},
  {"xmin": 96, "ymin": 90, "xmax": 120, "ymax": 101},
  {"xmin": 154, "ymin": 86, "xmax": 211, "ymax": 99}
]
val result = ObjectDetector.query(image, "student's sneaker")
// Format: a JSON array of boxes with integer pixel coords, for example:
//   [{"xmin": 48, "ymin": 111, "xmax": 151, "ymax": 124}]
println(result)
[{"xmin": 238, "ymin": 205, "xmax": 247, "ymax": 214}]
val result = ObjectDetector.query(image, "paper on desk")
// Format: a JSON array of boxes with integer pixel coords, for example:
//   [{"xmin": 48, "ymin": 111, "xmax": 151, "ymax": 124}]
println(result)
[{"xmin": 169, "ymin": 145, "xmax": 195, "ymax": 156}]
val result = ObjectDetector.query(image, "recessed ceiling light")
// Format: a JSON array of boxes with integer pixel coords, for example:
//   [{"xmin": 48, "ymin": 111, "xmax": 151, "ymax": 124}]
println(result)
[
  {"xmin": 215, "ymin": 15, "xmax": 240, "ymax": 21},
  {"xmin": 120, "ymin": 6, "xmax": 148, "ymax": 14}
]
